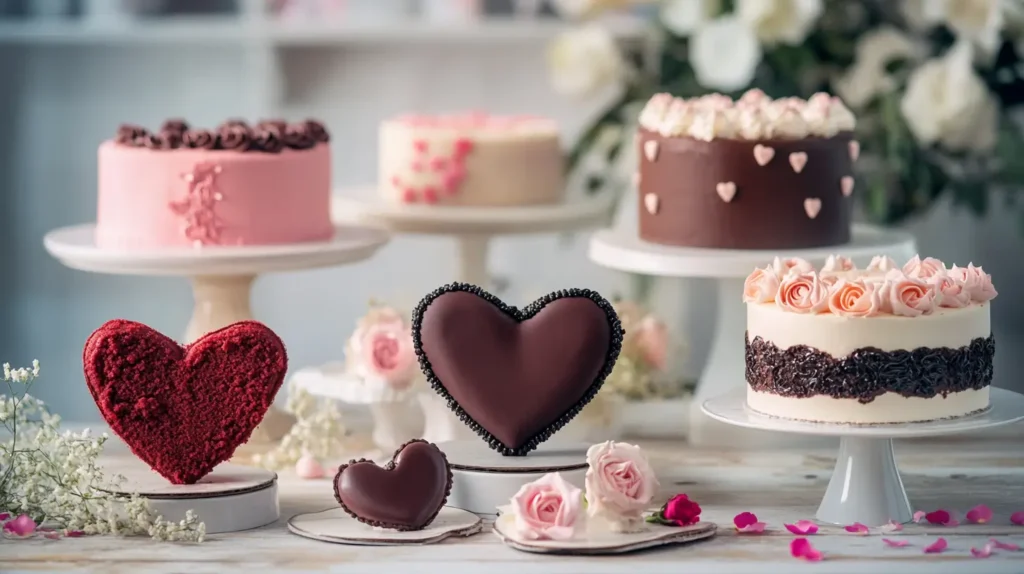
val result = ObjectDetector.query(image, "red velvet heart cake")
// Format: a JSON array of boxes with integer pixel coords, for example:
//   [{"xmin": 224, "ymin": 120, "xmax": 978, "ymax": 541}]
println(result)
[
  {"xmin": 334, "ymin": 439, "xmax": 453, "ymax": 531},
  {"xmin": 83, "ymin": 319, "xmax": 287, "ymax": 484},
  {"xmin": 412, "ymin": 284, "xmax": 624, "ymax": 456}
]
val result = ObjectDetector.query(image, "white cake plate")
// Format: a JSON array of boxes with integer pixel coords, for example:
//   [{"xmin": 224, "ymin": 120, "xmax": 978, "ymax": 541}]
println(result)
[
  {"xmin": 589, "ymin": 223, "xmax": 917, "ymax": 448},
  {"xmin": 702, "ymin": 388, "xmax": 1024, "ymax": 526},
  {"xmin": 43, "ymin": 223, "xmax": 390, "ymax": 443},
  {"xmin": 438, "ymin": 439, "xmax": 590, "ymax": 515},
  {"xmin": 98, "ymin": 457, "xmax": 279, "ymax": 534},
  {"xmin": 287, "ymin": 506, "xmax": 482, "ymax": 546}
]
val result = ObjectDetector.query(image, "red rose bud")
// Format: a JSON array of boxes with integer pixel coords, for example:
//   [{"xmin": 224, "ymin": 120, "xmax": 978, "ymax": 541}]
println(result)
[{"xmin": 659, "ymin": 494, "xmax": 701, "ymax": 526}]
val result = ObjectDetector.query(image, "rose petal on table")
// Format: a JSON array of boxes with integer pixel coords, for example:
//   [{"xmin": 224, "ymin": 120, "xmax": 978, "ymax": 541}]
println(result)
[
  {"xmin": 925, "ymin": 509, "xmax": 958, "ymax": 526},
  {"xmin": 882, "ymin": 538, "xmax": 910, "ymax": 547},
  {"xmin": 790, "ymin": 538, "xmax": 824, "ymax": 561},
  {"xmin": 42, "ymin": 530, "xmax": 61, "ymax": 540},
  {"xmin": 965, "ymin": 504, "xmax": 993, "ymax": 524},
  {"xmin": 733, "ymin": 512, "xmax": 766, "ymax": 533},
  {"xmin": 989, "ymin": 538, "xmax": 1021, "ymax": 551},
  {"xmin": 738, "ymin": 522, "xmax": 766, "ymax": 533},
  {"xmin": 880, "ymin": 520, "xmax": 903, "ymax": 533},
  {"xmin": 844, "ymin": 522, "xmax": 870, "ymax": 535},
  {"xmin": 0, "ymin": 512, "xmax": 9, "ymax": 522},
  {"xmin": 66, "ymin": 530, "xmax": 85, "ymax": 537},
  {"xmin": 2, "ymin": 515, "xmax": 36, "ymax": 537},
  {"xmin": 970, "ymin": 543, "xmax": 994, "ymax": 558},
  {"xmin": 1011, "ymin": 511, "xmax": 1024, "ymax": 526},
  {"xmin": 924, "ymin": 537, "xmax": 948, "ymax": 554},
  {"xmin": 784, "ymin": 520, "xmax": 819, "ymax": 535},
  {"xmin": 913, "ymin": 510, "xmax": 926, "ymax": 523}
]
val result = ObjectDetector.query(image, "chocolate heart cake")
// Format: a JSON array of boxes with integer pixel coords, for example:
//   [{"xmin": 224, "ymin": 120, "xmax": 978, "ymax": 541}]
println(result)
[
  {"xmin": 83, "ymin": 319, "xmax": 287, "ymax": 484},
  {"xmin": 334, "ymin": 439, "xmax": 453, "ymax": 531},
  {"xmin": 412, "ymin": 283, "xmax": 623, "ymax": 456}
]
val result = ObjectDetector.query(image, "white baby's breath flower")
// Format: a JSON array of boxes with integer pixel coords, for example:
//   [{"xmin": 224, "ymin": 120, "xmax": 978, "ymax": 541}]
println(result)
[
  {"xmin": 690, "ymin": 15, "xmax": 762, "ymax": 91},
  {"xmin": 834, "ymin": 26, "xmax": 924, "ymax": 109},
  {"xmin": 547, "ymin": 24, "xmax": 627, "ymax": 100},
  {"xmin": 660, "ymin": 0, "xmax": 721, "ymax": 37},
  {"xmin": 901, "ymin": 40, "xmax": 999, "ymax": 153},
  {"xmin": 736, "ymin": 0, "xmax": 823, "ymax": 45}
]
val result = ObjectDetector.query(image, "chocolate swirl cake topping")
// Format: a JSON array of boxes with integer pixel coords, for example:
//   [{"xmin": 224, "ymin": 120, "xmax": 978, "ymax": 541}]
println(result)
[
  {"xmin": 141, "ymin": 133, "xmax": 168, "ymax": 150},
  {"xmin": 745, "ymin": 333, "xmax": 994, "ymax": 403},
  {"xmin": 284, "ymin": 123, "xmax": 317, "ymax": 150},
  {"xmin": 182, "ymin": 129, "xmax": 216, "ymax": 150},
  {"xmin": 159, "ymin": 130, "xmax": 183, "ymax": 149},
  {"xmin": 254, "ymin": 125, "xmax": 285, "ymax": 153},
  {"xmin": 112, "ymin": 118, "xmax": 329, "ymax": 152},
  {"xmin": 257, "ymin": 119, "xmax": 287, "ymax": 133},
  {"xmin": 116, "ymin": 124, "xmax": 146, "ymax": 145},
  {"xmin": 160, "ymin": 119, "xmax": 190, "ymax": 134},
  {"xmin": 217, "ymin": 124, "xmax": 253, "ymax": 151},
  {"xmin": 304, "ymin": 120, "xmax": 330, "ymax": 143}
]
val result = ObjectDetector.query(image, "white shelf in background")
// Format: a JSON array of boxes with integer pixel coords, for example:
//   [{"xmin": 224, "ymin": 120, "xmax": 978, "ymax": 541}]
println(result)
[{"xmin": 0, "ymin": 17, "xmax": 250, "ymax": 45}]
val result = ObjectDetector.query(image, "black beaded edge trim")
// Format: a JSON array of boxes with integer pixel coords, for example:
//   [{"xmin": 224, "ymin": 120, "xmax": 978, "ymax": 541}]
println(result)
[
  {"xmin": 410, "ymin": 282, "xmax": 625, "ymax": 457},
  {"xmin": 331, "ymin": 438, "xmax": 453, "ymax": 532}
]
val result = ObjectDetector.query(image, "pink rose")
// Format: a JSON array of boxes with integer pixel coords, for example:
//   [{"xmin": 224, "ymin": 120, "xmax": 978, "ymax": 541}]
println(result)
[
  {"xmin": 929, "ymin": 272, "xmax": 972, "ymax": 308},
  {"xmin": 509, "ymin": 472, "xmax": 582, "ymax": 541},
  {"xmin": 585, "ymin": 441, "xmax": 659, "ymax": 532},
  {"xmin": 883, "ymin": 274, "xmax": 939, "ymax": 317},
  {"xmin": 902, "ymin": 255, "xmax": 946, "ymax": 279},
  {"xmin": 866, "ymin": 255, "xmax": 897, "ymax": 273},
  {"xmin": 949, "ymin": 264, "xmax": 998, "ymax": 303},
  {"xmin": 827, "ymin": 279, "xmax": 881, "ymax": 318},
  {"xmin": 743, "ymin": 266, "xmax": 780, "ymax": 304},
  {"xmin": 355, "ymin": 313, "xmax": 417, "ymax": 388},
  {"xmin": 776, "ymin": 272, "xmax": 829, "ymax": 314},
  {"xmin": 821, "ymin": 254, "xmax": 855, "ymax": 273},
  {"xmin": 771, "ymin": 256, "xmax": 814, "ymax": 279},
  {"xmin": 635, "ymin": 315, "xmax": 669, "ymax": 371}
]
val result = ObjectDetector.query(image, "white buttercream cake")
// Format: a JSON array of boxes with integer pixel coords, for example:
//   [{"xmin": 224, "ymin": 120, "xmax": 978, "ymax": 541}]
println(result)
[{"xmin": 742, "ymin": 254, "xmax": 997, "ymax": 424}]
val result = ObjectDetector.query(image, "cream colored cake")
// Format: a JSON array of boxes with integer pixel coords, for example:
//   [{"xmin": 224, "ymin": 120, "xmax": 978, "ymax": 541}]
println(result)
[
  {"xmin": 378, "ymin": 113, "xmax": 565, "ymax": 207},
  {"xmin": 743, "ymin": 254, "xmax": 997, "ymax": 424}
]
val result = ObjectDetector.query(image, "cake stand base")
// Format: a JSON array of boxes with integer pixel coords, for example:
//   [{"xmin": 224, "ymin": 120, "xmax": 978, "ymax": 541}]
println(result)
[
  {"xmin": 287, "ymin": 507, "xmax": 482, "ymax": 546},
  {"xmin": 702, "ymin": 388, "xmax": 1024, "ymax": 526},
  {"xmin": 438, "ymin": 440, "xmax": 589, "ymax": 515},
  {"xmin": 98, "ymin": 458, "xmax": 279, "ymax": 534},
  {"xmin": 589, "ymin": 224, "xmax": 917, "ymax": 448}
]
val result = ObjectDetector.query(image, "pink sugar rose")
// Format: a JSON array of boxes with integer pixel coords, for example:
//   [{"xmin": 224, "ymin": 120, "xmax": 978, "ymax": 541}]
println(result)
[
  {"xmin": 356, "ymin": 312, "xmax": 417, "ymax": 389},
  {"xmin": 585, "ymin": 441, "xmax": 659, "ymax": 532},
  {"xmin": 929, "ymin": 272, "xmax": 972, "ymax": 308},
  {"xmin": 510, "ymin": 472, "xmax": 582, "ymax": 541},
  {"xmin": 776, "ymin": 272, "xmax": 829, "ymax": 314},
  {"xmin": 635, "ymin": 315, "xmax": 669, "ymax": 371},
  {"xmin": 902, "ymin": 255, "xmax": 946, "ymax": 279},
  {"xmin": 949, "ymin": 264, "xmax": 998, "ymax": 303},
  {"xmin": 866, "ymin": 255, "xmax": 898, "ymax": 273},
  {"xmin": 771, "ymin": 256, "xmax": 814, "ymax": 279},
  {"xmin": 884, "ymin": 274, "xmax": 939, "ymax": 317},
  {"xmin": 828, "ymin": 279, "xmax": 882, "ymax": 318},
  {"xmin": 743, "ymin": 266, "xmax": 780, "ymax": 304},
  {"xmin": 821, "ymin": 254, "xmax": 855, "ymax": 273}
]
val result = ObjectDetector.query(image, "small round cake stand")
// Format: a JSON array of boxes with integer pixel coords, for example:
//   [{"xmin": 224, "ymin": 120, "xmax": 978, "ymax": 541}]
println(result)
[
  {"xmin": 702, "ymin": 388, "xmax": 1024, "ymax": 526},
  {"xmin": 43, "ymin": 223, "xmax": 390, "ymax": 444},
  {"xmin": 589, "ymin": 224, "xmax": 917, "ymax": 447}
]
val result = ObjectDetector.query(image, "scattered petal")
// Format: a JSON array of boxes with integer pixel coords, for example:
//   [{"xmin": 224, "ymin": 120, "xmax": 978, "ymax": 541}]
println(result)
[
  {"xmin": 880, "ymin": 520, "xmax": 904, "ymax": 533},
  {"xmin": 2, "ymin": 514, "xmax": 36, "ymax": 537},
  {"xmin": 784, "ymin": 520, "xmax": 819, "ymax": 535},
  {"xmin": 0, "ymin": 512, "xmax": 9, "ymax": 521},
  {"xmin": 925, "ymin": 509, "xmax": 959, "ymax": 526},
  {"xmin": 924, "ymin": 537, "xmax": 948, "ymax": 554},
  {"xmin": 42, "ymin": 531, "xmax": 61, "ymax": 540},
  {"xmin": 733, "ymin": 512, "xmax": 766, "ymax": 533},
  {"xmin": 844, "ymin": 522, "xmax": 870, "ymax": 535},
  {"xmin": 791, "ymin": 537, "xmax": 824, "ymax": 561},
  {"xmin": 913, "ymin": 510, "xmax": 927, "ymax": 523},
  {"xmin": 1012, "ymin": 511, "xmax": 1024, "ymax": 525},
  {"xmin": 966, "ymin": 504, "xmax": 993, "ymax": 524},
  {"xmin": 990, "ymin": 538, "xmax": 1021, "ymax": 551},
  {"xmin": 883, "ymin": 538, "xmax": 911, "ymax": 547},
  {"xmin": 970, "ymin": 543, "xmax": 994, "ymax": 558}
]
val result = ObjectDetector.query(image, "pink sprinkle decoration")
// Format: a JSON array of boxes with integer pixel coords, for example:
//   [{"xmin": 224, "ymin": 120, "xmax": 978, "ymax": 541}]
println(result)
[
  {"xmin": 413, "ymin": 139, "xmax": 428, "ymax": 153},
  {"xmin": 790, "ymin": 538, "xmax": 823, "ymax": 561},
  {"xmin": 990, "ymin": 538, "xmax": 1020, "ymax": 551},
  {"xmin": 430, "ymin": 157, "xmax": 449, "ymax": 172},
  {"xmin": 784, "ymin": 520, "xmax": 819, "ymax": 535},
  {"xmin": 410, "ymin": 161, "xmax": 425, "ymax": 173},
  {"xmin": 883, "ymin": 538, "xmax": 910, "ymax": 547},
  {"xmin": 401, "ymin": 188, "xmax": 417, "ymax": 203},
  {"xmin": 880, "ymin": 520, "xmax": 903, "ymax": 533},
  {"xmin": 3, "ymin": 514, "xmax": 36, "ymax": 537},
  {"xmin": 913, "ymin": 510, "xmax": 927, "ymax": 523},
  {"xmin": 390, "ymin": 175, "xmax": 401, "ymax": 188},
  {"xmin": 966, "ymin": 504, "xmax": 993, "ymax": 524},
  {"xmin": 924, "ymin": 537, "xmax": 948, "ymax": 554},
  {"xmin": 453, "ymin": 138, "xmax": 474, "ymax": 158},
  {"xmin": 844, "ymin": 522, "xmax": 870, "ymax": 535},
  {"xmin": 970, "ymin": 543, "xmax": 994, "ymax": 558},
  {"xmin": 1011, "ymin": 511, "xmax": 1024, "ymax": 525},
  {"xmin": 733, "ymin": 512, "xmax": 766, "ymax": 533},
  {"xmin": 422, "ymin": 187, "xmax": 439, "ymax": 204},
  {"xmin": 925, "ymin": 509, "xmax": 959, "ymax": 526}
]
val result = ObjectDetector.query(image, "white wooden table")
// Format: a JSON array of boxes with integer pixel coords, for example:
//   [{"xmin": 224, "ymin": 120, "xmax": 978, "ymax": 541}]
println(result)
[{"xmin": 4, "ymin": 428, "xmax": 1024, "ymax": 574}]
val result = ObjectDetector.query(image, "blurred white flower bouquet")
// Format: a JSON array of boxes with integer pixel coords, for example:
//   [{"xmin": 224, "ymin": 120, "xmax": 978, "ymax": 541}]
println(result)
[{"xmin": 551, "ymin": 0, "xmax": 1024, "ymax": 226}]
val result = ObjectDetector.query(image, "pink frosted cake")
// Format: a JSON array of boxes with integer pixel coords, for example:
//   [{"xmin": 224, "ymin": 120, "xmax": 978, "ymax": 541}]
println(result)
[
  {"xmin": 97, "ymin": 119, "xmax": 333, "ymax": 249},
  {"xmin": 379, "ymin": 113, "xmax": 565, "ymax": 206},
  {"xmin": 743, "ymin": 255, "xmax": 997, "ymax": 424}
]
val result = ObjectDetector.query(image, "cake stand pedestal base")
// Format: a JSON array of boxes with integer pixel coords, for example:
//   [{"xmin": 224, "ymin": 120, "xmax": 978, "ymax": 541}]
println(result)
[
  {"xmin": 702, "ymin": 388, "xmax": 1024, "ymax": 526},
  {"xmin": 438, "ymin": 440, "xmax": 589, "ymax": 515},
  {"xmin": 98, "ymin": 458, "xmax": 279, "ymax": 534}
]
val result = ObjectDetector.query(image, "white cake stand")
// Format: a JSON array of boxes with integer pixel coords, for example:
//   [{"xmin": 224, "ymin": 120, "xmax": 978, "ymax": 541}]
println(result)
[
  {"xmin": 588, "ymin": 224, "xmax": 917, "ymax": 447},
  {"xmin": 43, "ymin": 223, "xmax": 390, "ymax": 443},
  {"xmin": 702, "ymin": 388, "xmax": 1024, "ymax": 526}
]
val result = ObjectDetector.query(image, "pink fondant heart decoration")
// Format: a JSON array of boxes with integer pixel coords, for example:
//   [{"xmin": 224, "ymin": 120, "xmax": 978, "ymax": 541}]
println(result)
[
  {"xmin": 849, "ymin": 140, "xmax": 860, "ymax": 162},
  {"xmin": 841, "ymin": 176, "xmax": 855, "ymax": 197},
  {"xmin": 804, "ymin": 198, "xmax": 822, "ymax": 219},
  {"xmin": 789, "ymin": 152, "xmax": 809, "ymax": 174},
  {"xmin": 83, "ymin": 320, "xmax": 287, "ymax": 484},
  {"xmin": 644, "ymin": 193, "xmax": 659, "ymax": 215},
  {"xmin": 716, "ymin": 182, "xmax": 737, "ymax": 203},
  {"xmin": 753, "ymin": 144, "xmax": 775, "ymax": 166},
  {"xmin": 644, "ymin": 140, "xmax": 659, "ymax": 162}
]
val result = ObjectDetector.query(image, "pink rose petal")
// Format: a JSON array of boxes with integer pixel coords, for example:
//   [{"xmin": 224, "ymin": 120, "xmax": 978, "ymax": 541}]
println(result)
[
  {"xmin": 1011, "ymin": 511, "xmax": 1024, "ymax": 525},
  {"xmin": 925, "ymin": 509, "xmax": 958, "ymax": 526},
  {"xmin": 790, "ymin": 538, "xmax": 824, "ymax": 561},
  {"xmin": 966, "ymin": 504, "xmax": 993, "ymax": 524},
  {"xmin": 43, "ymin": 531, "xmax": 61, "ymax": 540},
  {"xmin": 784, "ymin": 520, "xmax": 819, "ymax": 535},
  {"xmin": 913, "ymin": 510, "xmax": 926, "ymax": 523},
  {"xmin": 0, "ymin": 512, "xmax": 9, "ymax": 521},
  {"xmin": 990, "ymin": 538, "xmax": 1020, "ymax": 551},
  {"xmin": 924, "ymin": 537, "xmax": 948, "ymax": 554},
  {"xmin": 883, "ymin": 538, "xmax": 910, "ymax": 547},
  {"xmin": 737, "ymin": 522, "xmax": 766, "ymax": 533},
  {"xmin": 734, "ymin": 512, "xmax": 766, "ymax": 533},
  {"xmin": 844, "ymin": 522, "xmax": 870, "ymax": 535},
  {"xmin": 970, "ymin": 543, "xmax": 994, "ymax": 558},
  {"xmin": 2, "ymin": 514, "xmax": 36, "ymax": 537},
  {"xmin": 880, "ymin": 520, "xmax": 903, "ymax": 533}
]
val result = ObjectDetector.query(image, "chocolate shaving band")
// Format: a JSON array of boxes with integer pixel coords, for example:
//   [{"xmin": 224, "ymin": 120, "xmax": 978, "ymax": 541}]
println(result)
[
  {"xmin": 411, "ymin": 283, "xmax": 625, "ymax": 457},
  {"xmin": 112, "ymin": 119, "xmax": 330, "ymax": 153},
  {"xmin": 745, "ymin": 332, "xmax": 995, "ymax": 403}
]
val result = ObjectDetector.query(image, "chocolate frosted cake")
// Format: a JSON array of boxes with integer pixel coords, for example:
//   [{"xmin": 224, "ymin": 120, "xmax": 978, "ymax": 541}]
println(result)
[
  {"xmin": 742, "ymin": 255, "xmax": 997, "ymax": 424},
  {"xmin": 636, "ymin": 90, "xmax": 857, "ymax": 250}
]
